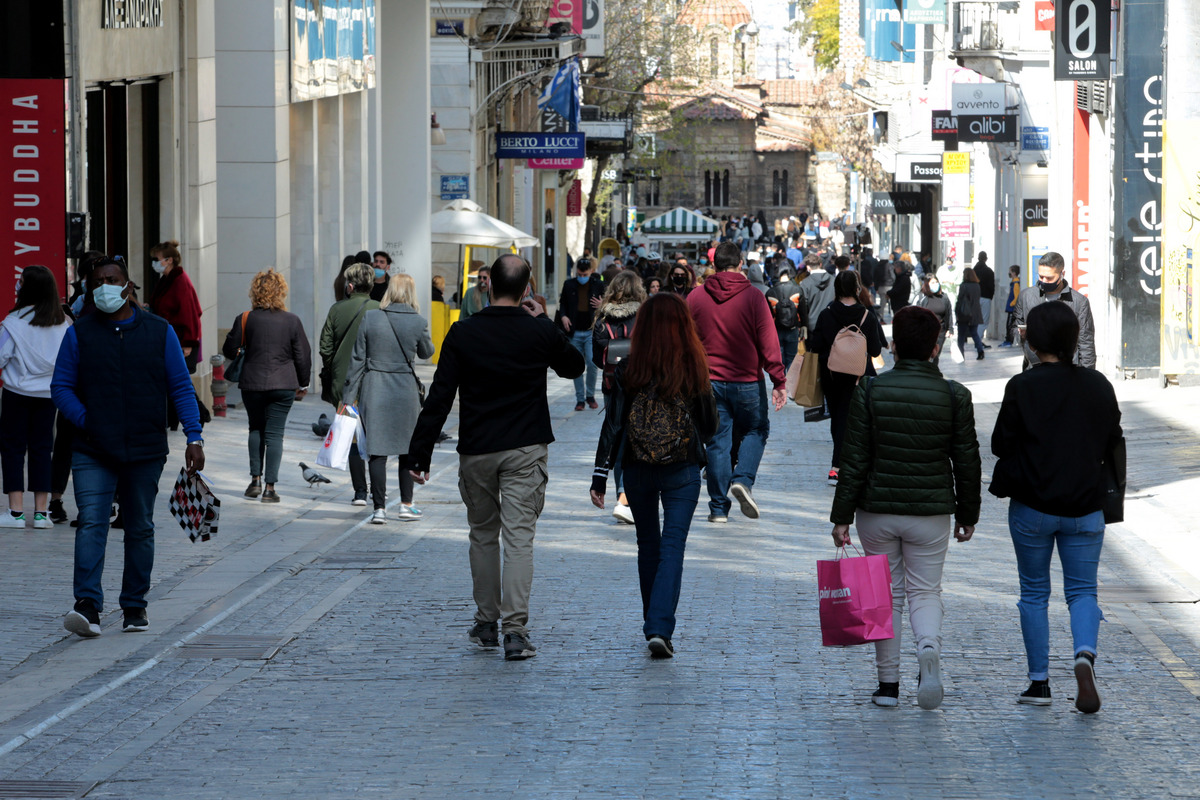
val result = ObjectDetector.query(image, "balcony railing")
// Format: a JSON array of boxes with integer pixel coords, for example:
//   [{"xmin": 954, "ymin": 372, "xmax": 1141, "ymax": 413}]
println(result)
[{"xmin": 952, "ymin": 1, "xmax": 1021, "ymax": 55}]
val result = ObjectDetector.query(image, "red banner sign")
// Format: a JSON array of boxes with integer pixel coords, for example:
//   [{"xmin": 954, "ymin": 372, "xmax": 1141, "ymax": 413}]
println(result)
[
  {"xmin": 1034, "ymin": 0, "xmax": 1055, "ymax": 31},
  {"xmin": 1072, "ymin": 106, "xmax": 1091, "ymax": 295},
  {"xmin": 566, "ymin": 179, "xmax": 582, "ymax": 216},
  {"xmin": 527, "ymin": 157, "xmax": 584, "ymax": 170},
  {"xmin": 1, "ymin": 79, "xmax": 67, "ymax": 303}
]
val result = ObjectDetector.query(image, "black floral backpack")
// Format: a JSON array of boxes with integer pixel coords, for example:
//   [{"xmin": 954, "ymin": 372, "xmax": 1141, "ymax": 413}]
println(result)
[{"xmin": 626, "ymin": 384, "xmax": 694, "ymax": 465}]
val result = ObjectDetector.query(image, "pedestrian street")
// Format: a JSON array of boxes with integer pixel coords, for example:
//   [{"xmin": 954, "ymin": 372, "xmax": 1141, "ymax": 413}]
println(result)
[{"xmin": 1, "ymin": 345, "xmax": 1199, "ymax": 799}]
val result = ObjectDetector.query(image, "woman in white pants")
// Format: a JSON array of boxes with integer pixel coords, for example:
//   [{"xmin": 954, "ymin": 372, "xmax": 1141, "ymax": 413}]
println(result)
[{"xmin": 829, "ymin": 305, "xmax": 982, "ymax": 710}]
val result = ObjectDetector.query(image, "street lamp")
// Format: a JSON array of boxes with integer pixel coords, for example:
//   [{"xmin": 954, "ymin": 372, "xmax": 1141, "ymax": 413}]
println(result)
[{"xmin": 431, "ymin": 114, "xmax": 447, "ymax": 146}]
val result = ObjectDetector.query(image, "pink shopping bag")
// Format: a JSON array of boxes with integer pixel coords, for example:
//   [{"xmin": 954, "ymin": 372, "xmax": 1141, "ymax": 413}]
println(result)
[{"xmin": 817, "ymin": 546, "xmax": 894, "ymax": 646}]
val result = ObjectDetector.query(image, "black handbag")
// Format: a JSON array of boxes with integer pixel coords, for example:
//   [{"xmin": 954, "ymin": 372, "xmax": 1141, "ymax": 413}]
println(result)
[
  {"xmin": 1102, "ymin": 436, "xmax": 1127, "ymax": 524},
  {"xmin": 224, "ymin": 311, "xmax": 250, "ymax": 383}
]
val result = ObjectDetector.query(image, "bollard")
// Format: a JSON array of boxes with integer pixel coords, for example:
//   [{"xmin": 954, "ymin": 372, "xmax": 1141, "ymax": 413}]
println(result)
[{"xmin": 210, "ymin": 354, "xmax": 228, "ymax": 416}]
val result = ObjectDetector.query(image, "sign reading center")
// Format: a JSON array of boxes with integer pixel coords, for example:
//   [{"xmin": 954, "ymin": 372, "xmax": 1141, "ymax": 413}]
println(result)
[{"xmin": 495, "ymin": 132, "xmax": 585, "ymax": 160}]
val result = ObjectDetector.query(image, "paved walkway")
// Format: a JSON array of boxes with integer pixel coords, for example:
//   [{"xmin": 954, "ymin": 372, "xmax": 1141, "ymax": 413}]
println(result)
[{"xmin": 1, "ymin": 343, "xmax": 1199, "ymax": 799}]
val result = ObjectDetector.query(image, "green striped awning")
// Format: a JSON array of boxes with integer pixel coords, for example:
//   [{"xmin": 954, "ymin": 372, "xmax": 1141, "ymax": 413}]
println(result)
[{"xmin": 641, "ymin": 207, "xmax": 719, "ymax": 234}]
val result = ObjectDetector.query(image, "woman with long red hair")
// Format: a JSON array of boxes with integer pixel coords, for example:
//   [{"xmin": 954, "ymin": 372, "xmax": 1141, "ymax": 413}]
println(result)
[{"xmin": 591, "ymin": 293, "xmax": 718, "ymax": 658}]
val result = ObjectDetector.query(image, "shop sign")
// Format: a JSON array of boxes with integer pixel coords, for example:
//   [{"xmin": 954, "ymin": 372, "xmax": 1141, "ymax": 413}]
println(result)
[
  {"xmin": 957, "ymin": 114, "xmax": 1018, "ymax": 143},
  {"xmin": 102, "ymin": 0, "xmax": 163, "ymax": 29},
  {"xmin": 931, "ymin": 109, "xmax": 957, "ymax": 142},
  {"xmin": 1035, "ymin": 0, "xmax": 1055, "ymax": 31},
  {"xmin": 1022, "ymin": 126, "xmax": 1051, "ymax": 151},
  {"xmin": 942, "ymin": 152, "xmax": 970, "ymax": 209},
  {"xmin": 435, "ymin": 19, "xmax": 465, "ymax": 36},
  {"xmin": 581, "ymin": 0, "xmax": 606, "ymax": 58},
  {"xmin": 1160, "ymin": 119, "xmax": 1200, "ymax": 372},
  {"xmin": 0, "ymin": 79, "xmax": 67, "ymax": 302},
  {"xmin": 440, "ymin": 175, "xmax": 469, "ymax": 200},
  {"xmin": 527, "ymin": 158, "xmax": 583, "ymax": 169},
  {"xmin": 567, "ymin": 179, "xmax": 583, "ymax": 216},
  {"xmin": 496, "ymin": 132, "xmax": 585, "ymax": 160},
  {"xmin": 1055, "ymin": 0, "xmax": 1110, "ymax": 81},
  {"xmin": 1023, "ymin": 199, "xmax": 1049, "ymax": 229},
  {"xmin": 950, "ymin": 83, "xmax": 1005, "ymax": 116},
  {"xmin": 870, "ymin": 191, "xmax": 921, "ymax": 215},
  {"xmin": 897, "ymin": 154, "xmax": 943, "ymax": 183},
  {"xmin": 903, "ymin": 0, "xmax": 946, "ymax": 24},
  {"xmin": 939, "ymin": 211, "xmax": 972, "ymax": 240}
]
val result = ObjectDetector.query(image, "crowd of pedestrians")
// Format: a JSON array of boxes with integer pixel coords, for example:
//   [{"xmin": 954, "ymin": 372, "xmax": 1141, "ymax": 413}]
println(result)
[{"xmin": 11, "ymin": 230, "xmax": 1119, "ymax": 717}]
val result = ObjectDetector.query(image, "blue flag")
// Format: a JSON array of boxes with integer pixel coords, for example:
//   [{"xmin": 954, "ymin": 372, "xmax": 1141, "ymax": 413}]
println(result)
[{"xmin": 538, "ymin": 58, "xmax": 581, "ymax": 131}]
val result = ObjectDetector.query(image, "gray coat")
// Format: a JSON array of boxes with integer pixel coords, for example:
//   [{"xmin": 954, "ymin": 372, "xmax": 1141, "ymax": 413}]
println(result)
[{"xmin": 343, "ymin": 304, "xmax": 434, "ymax": 456}]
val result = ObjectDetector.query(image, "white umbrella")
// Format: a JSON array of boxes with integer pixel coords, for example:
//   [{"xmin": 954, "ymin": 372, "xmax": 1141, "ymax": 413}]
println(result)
[{"xmin": 430, "ymin": 199, "xmax": 540, "ymax": 249}]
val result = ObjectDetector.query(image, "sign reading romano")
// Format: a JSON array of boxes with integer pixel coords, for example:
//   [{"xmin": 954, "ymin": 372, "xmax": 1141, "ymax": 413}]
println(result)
[
  {"xmin": 871, "ymin": 191, "xmax": 922, "ymax": 215},
  {"xmin": 496, "ymin": 132, "xmax": 585, "ymax": 160},
  {"xmin": 957, "ymin": 114, "xmax": 1018, "ymax": 143},
  {"xmin": 1054, "ymin": 0, "xmax": 1110, "ymax": 80}
]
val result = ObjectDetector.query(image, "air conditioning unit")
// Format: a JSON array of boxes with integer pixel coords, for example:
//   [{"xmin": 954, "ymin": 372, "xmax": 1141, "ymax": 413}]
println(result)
[{"xmin": 1076, "ymin": 81, "xmax": 1108, "ymax": 116}]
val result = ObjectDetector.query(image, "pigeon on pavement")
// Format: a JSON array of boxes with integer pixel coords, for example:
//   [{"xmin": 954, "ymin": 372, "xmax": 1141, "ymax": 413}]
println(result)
[{"xmin": 299, "ymin": 462, "xmax": 331, "ymax": 487}]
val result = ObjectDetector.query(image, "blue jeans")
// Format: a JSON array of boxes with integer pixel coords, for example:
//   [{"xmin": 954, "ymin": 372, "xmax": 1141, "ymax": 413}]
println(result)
[
  {"xmin": 705, "ymin": 379, "xmax": 769, "ymax": 516},
  {"xmin": 624, "ymin": 461, "xmax": 701, "ymax": 639},
  {"xmin": 569, "ymin": 330, "xmax": 598, "ymax": 402},
  {"xmin": 72, "ymin": 451, "xmax": 167, "ymax": 610},
  {"xmin": 957, "ymin": 322, "xmax": 984, "ymax": 356},
  {"xmin": 1008, "ymin": 500, "xmax": 1106, "ymax": 681}
]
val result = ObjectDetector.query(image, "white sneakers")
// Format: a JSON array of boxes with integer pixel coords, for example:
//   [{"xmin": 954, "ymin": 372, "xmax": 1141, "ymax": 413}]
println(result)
[
  {"xmin": 370, "ymin": 508, "xmax": 387, "ymax": 525},
  {"xmin": 611, "ymin": 503, "xmax": 634, "ymax": 524},
  {"xmin": 0, "ymin": 512, "xmax": 25, "ymax": 529},
  {"xmin": 917, "ymin": 647, "xmax": 944, "ymax": 710}
]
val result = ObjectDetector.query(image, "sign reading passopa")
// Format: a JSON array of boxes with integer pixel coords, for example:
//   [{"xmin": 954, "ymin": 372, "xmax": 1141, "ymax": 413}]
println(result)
[{"xmin": 1055, "ymin": 0, "xmax": 1110, "ymax": 80}]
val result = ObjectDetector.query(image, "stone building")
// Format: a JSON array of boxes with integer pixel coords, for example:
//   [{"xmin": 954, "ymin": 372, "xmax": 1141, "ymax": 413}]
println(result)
[{"xmin": 633, "ymin": 0, "xmax": 813, "ymax": 221}]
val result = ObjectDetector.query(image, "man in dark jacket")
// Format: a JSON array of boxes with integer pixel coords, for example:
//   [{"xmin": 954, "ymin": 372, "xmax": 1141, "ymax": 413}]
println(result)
[
  {"xmin": 886, "ymin": 261, "xmax": 912, "ymax": 321},
  {"xmin": 408, "ymin": 254, "xmax": 584, "ymax": 662},
  {"xmin": 766, "ymin": 264, "xmax": 807, "ymax": 370},
  {"xmin": 689, "ymin": 242, "xmax": 787, "ymax": 523},
  {"xmin": 556, "ymin": 257, "xmax": 605, "ymax": 410},
  {"xmin": 829, "ymin": 305, "xmax": 980, "ymax": 710},
  {"xmin": 53, "ymin": 257, "xmax": 205, "ymax": 638},
  {"xmin": 1014, "ymin": 251, "xmax": 1095, "ymax": 369},
  {"xmin": 973, "ymin": 251, "xmax": 995, "ymax": 346}
]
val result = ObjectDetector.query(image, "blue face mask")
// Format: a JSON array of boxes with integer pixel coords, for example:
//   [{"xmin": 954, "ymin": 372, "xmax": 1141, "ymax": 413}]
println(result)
[
  {"xmin": 94, "ymin": 283, "xmax": 128, "ymax": 314},
  {"xmin": 576, "ymin": 274, "xmax": 590, "ymax": 284},
  {"xmin": 374, "ymin": 268, "xmax": 386, "ymax": 279}
]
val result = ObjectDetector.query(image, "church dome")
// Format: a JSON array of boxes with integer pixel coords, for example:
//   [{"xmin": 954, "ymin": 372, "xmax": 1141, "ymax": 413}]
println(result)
[{"xmin": 678, "ymin": 0, "xmax": 754, "ymax": 31}]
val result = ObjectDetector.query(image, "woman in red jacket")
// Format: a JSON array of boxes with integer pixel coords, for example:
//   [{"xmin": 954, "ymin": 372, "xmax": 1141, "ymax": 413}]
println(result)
[{"xmin": 149, "ymin": 240, "xmax": 203, "ymax": 373}]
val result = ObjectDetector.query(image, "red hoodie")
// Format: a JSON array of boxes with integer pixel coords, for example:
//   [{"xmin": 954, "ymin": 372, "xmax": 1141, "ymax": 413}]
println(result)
[{"xmin": 688, "ymin": 271, "xmax": 785, "ymax": 388}]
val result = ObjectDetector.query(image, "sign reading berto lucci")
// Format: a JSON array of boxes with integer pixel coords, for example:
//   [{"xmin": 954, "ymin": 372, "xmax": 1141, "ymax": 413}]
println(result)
[{"xmin": 496, "ymin": 132, "xmax": 585, "ymax": 160}]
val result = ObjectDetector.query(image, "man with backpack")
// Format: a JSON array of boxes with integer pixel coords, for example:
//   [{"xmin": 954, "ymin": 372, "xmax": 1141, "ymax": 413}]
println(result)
[
  {"xmin": 688, "ymin": 242, "xmax": 787, "ymax": 523},
  {"xmin": 766, "ymin": 263, "xmax": 807, "ymax": 370}
]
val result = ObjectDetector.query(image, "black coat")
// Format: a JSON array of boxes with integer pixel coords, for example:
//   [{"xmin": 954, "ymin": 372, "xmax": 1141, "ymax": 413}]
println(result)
[
  {"xmin": 407, "ymin": 306, "xmax": 584, "ymax": 471},
  {"xmin": 556, "ymin": 277, "xmax": 605, "ymax": 333},
  {"xmin": 223, "ymin": 308, "xmax": 311, "ymax": 392},
  {"xmin": 990, "ymin": 362, "xmax": 1122, "ymax": 517},
  {"xmin": 955, "ymin": 282, "xmax": 983, "ymax": 326},
  {"xmin": 975, "ymin": 262, "xmax": 995, "ymax": 299}
]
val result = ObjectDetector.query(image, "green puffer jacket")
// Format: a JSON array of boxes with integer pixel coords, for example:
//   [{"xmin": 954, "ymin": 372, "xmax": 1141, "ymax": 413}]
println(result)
[{"xmin": 830, "ymin": 360, "xmax": 981, "ymax": 525}]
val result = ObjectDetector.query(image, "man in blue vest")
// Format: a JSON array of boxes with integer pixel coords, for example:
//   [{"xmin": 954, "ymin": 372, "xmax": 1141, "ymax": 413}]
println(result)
[{"xmin": 52, "ymin": 257, "xmax": 205, "ymax": 638}]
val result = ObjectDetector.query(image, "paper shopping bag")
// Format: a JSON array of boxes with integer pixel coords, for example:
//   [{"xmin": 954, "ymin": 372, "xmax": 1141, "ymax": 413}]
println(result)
[
  {"xmin": 817, "ymin": 550, "xmax": 894, "ymax": 646},
  {"xmin": 316, "ymin": 404, "xmax": 362, "ymax": 471},
  {"xmin": 792, "ymin": 348, "xmax": 824, "ymax": 408},
  {"xmin": 169, "ymin": 469, "xmax": 221, "ymax": 542},
  {"xmin": 784, "ymin": 341, "xmax": 806, "ymax": 398}
]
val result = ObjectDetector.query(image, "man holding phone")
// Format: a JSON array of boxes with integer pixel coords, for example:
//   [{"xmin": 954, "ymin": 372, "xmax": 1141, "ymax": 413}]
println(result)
[{"xmin": 1013, "ymin": 252, "xmax": 1095, "ymax": 369}]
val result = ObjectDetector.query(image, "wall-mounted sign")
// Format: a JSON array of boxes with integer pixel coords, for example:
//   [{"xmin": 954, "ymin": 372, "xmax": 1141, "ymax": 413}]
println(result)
[
  {"xmin": 942, "ymin": 152, "xmax": 970, "ymax": 208},
  {"xmin": 581, "ymin": 0, "xmax": 606, "ymax": 58},
  {"xmin": 950, "ymin": 83, "xmax": 1005, "ymax": 116},
  {"xmin": 1023, "ymin": 198, "xmax": 1049, "ymax": 229},
  {"xmin": 903, "ymin": 0, "xmax": 946, "ymax": 25},
  {"xmin": 897, "ymin": 154, "xmax": 943, "ymax": 183},
  {"xmin": 1021, "ymin": 126, "xmax": 1051, "ymax": 151},
  {"xmin": 567, "ymin": 179, "xmax": 583, "ymax": 216},
  {"xmin": 0, "ymin": 79, "xmax": 67, "ymax": 303},
  {"xmin": 440, "ymin": 175, "xmax": 469, "ymax": 200},
  {"xmin": 496, "ymin": 132, "xmax": 585, "ymax": 159},
  {"xmin": 957, "ymin": 114, "xmax": 1018, "ymax": 142},
  {"xmin": 931, "ymin": 109, "xmax": 958, "ymax": 141},
  {"xmin": 870, "ymin": 191, "xmax": 922, "ymax": 215},
  {"xmin": 102, "ymin": 0, "xmax": 163, "ymax": 28},
  {"xmin": 1055, "ymin": 0, "xmax": 1110, "ymax": 80},
  {"xmin": 291, "ymin": 0, "xmax": 377, "ymax": 102},
  {"xmin": 939, "ymin": 211, "xmax": 973, "ymax": 240},
  {"xmin": 527, "ymin": 158, "xmax": 583, "ymax": 169},
  {"xmin": 1034, "ymin": 0, "xmax": 1055, "ymax": 31},
  {"xmin": 435, "ymin": 19, "xmax": 464, "ymax": 36}
]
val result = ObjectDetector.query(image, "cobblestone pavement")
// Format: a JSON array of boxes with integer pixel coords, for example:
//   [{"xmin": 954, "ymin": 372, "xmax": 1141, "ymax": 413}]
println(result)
[{"xmin": 2, "ymin": 345, "xmax": 1200, "ymax": 799}]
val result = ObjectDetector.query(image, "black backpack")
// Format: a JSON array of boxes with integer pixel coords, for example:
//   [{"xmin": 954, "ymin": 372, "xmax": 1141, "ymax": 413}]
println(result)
[
  {"xmin": 627, "ymin": 386, "xmax": 694, "ymax": 465},
  {"xmin": 769, "ymin": 287, "xmax": 799, "ymax": 331}
]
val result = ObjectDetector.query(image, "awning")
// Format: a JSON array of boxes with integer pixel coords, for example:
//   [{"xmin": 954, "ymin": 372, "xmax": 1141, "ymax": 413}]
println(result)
[{"xmin": 640, "ymin": 207, "xmax": 720, "ymax": 239}]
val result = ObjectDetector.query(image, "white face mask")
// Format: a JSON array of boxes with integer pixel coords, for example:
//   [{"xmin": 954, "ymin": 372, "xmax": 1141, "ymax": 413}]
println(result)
[
  {"xmin": 928, "ymin": 279, "xmax": 941, "ymax": 293},
  {"xmin": 151, "ymin": 260, "xmax": 165, "ymax": 274}
]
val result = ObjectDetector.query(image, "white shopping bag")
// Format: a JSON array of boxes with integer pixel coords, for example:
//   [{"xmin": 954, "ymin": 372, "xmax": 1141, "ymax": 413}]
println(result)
[
  {"xmin": 316, "ymin": 404, "xmax": 365, "ymax": 471},
  {"xmin": 948, "ymin": 341, "xmax": 964, "ymax": 363}
]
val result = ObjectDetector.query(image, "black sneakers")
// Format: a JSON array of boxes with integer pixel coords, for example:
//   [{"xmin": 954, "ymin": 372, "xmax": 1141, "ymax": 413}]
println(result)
[
  {"xmin": 48, "ymin": 499, "xmax": 68, "ymax": 524},
  {"xmin": 1018, "ymin": 680, "xmax": 1052, "ymax": 705},
  {"xmin": 503, "ymin": 632, "xmax": 537, "ymax": 661},
  {"xmin": 1074, "ymin": 652, "xmax": 1101, "ymax": 714},
  {"xmin": 871, "ymin": 682, "xmax": 900, "ymax": 707},
  {"xmin": 64, "ymin": 599, "xmax": 102, "ymax": 638},
  {"xmin": 469, "ymin": 621, "xmax": 499, "ymax": 648},
  {"xmin": 122, "ymin": 607, "xmax": 149, "ymax": 632},
  {"xmin": 647, "ymin": 635, "xmax": 674, "ymax": 659}
]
